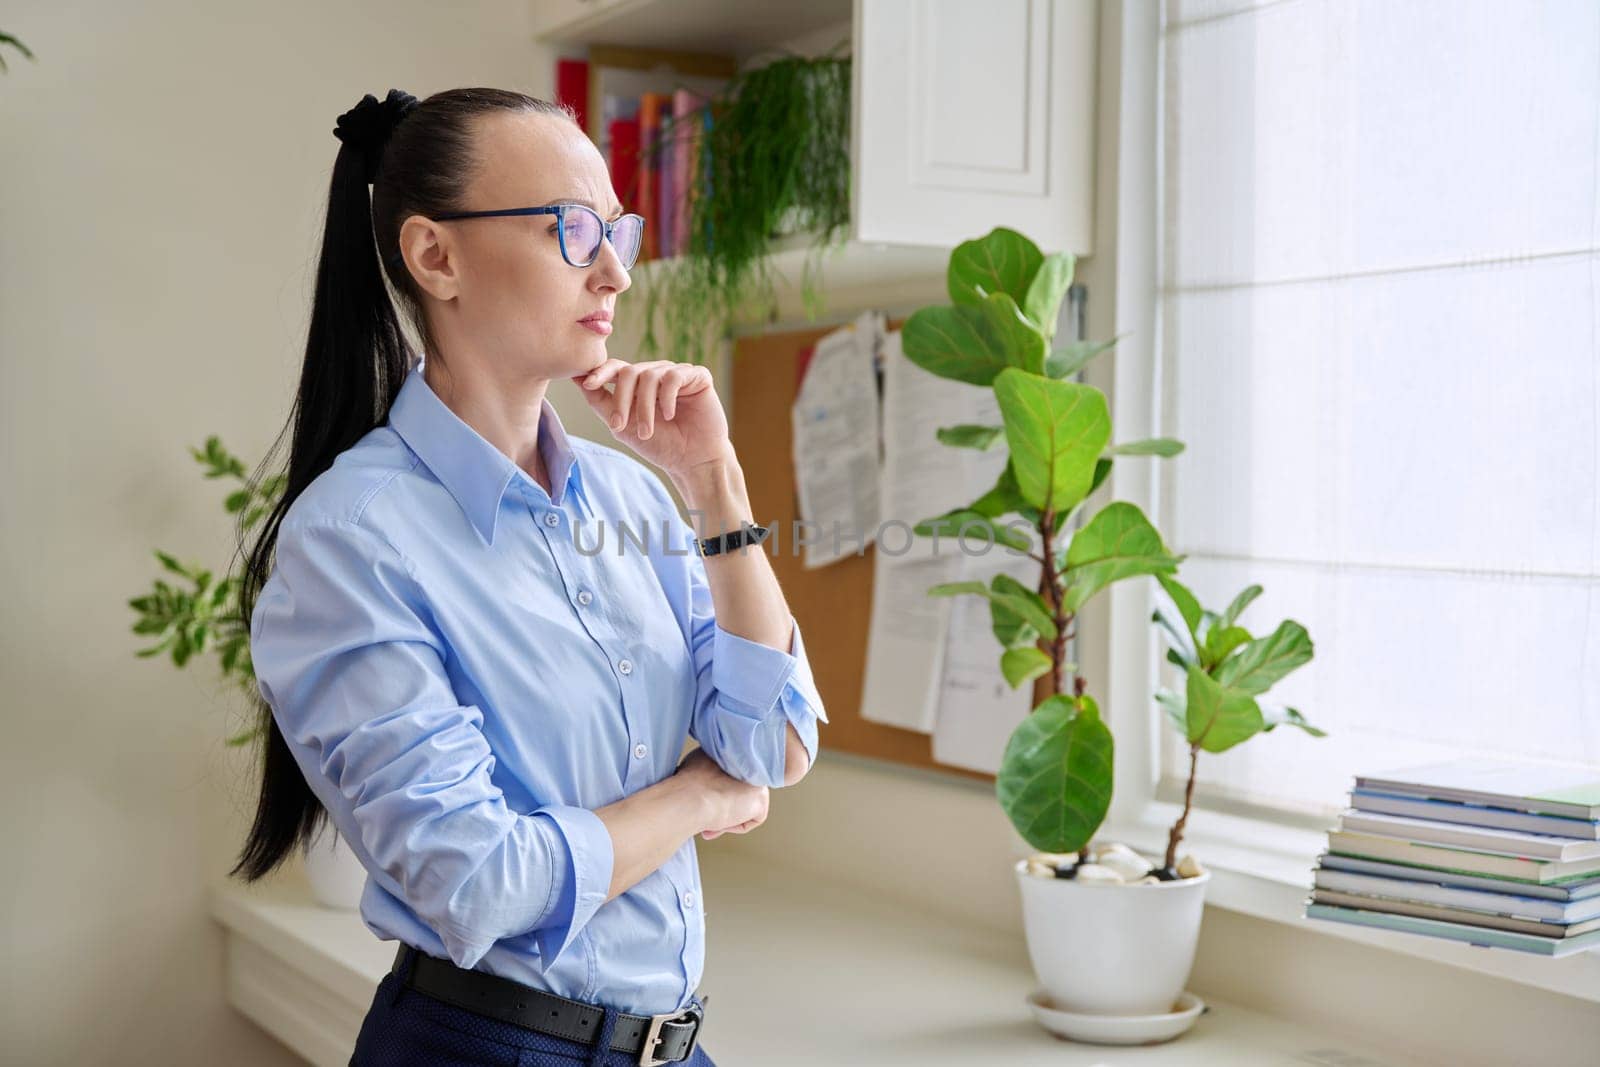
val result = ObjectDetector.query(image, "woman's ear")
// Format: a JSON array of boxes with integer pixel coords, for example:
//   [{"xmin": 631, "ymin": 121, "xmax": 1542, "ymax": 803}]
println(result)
[{"xmin": 399, "ymin": 215, "xmax": 458, "ymax": 301}]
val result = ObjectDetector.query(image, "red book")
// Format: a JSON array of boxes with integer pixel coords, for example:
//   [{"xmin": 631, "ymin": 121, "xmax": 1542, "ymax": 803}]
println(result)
[
  {"xmin": 637, "ymin": 93, "xmax": 669, "ymax": 261},
  {"xmin": 607, "ymin": 116, "xmax": 640, "ymax": 219},
  {"xmin": 555, "ymin": 58, "xmax": 589, "ymax": 133}
]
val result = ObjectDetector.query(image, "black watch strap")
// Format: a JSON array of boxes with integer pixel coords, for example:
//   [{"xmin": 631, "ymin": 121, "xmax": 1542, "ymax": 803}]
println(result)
[{"xmin": 697, "ymin": 521, "xmax": 770, "ymax": 557}]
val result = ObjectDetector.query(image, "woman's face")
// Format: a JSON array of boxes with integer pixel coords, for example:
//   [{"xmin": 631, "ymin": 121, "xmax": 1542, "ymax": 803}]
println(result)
[{"xmin": 407, "ymin": 111, "xmax": 632, "ymax": 380}]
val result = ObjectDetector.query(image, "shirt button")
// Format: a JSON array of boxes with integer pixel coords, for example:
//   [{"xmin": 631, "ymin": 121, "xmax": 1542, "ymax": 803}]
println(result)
[
  {"xmin": 682, "ymin": 890, "xmax": 696, "ymax": 909},
  {"xmin": 634, "ymin": 742, "xmax": 648, "ymax": 759},
  {"xmin": 543, "ymin": 511, "xmax": 561, "ymax": 527},
  {"xmin": 618, "ymin": 658, "xmax": 633, "ymax": 675},
  {"xmin": 577, "ymin": 590, "xmax": 593, "ymax": 606}
]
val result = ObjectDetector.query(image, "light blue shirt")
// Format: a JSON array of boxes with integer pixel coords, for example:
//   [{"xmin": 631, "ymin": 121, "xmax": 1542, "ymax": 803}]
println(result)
[{"xmin": 249, "ymin": 361, "xmax": 827, "ymax": 1016}]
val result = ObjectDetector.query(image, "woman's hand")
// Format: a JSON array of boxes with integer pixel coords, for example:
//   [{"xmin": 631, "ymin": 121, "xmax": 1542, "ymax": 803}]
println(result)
[
  {"xmin": 571, "ymin": 359, "xmax": 732, "ymax": 480},
  {"xmin": 674, "ymin": 748, "xmax": 769, "ymax": 841}
]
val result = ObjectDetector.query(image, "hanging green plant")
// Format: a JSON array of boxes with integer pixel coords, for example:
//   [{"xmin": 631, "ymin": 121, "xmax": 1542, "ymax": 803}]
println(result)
[{"xmin": 636, "ymin": 46, "xmax": 852, "ymax": 364}]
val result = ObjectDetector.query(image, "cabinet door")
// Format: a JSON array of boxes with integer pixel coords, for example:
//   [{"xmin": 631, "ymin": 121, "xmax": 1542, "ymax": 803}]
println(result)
[{"xmin": 853, "ymin": 0, "xmax": 1097, "ymax": 253}]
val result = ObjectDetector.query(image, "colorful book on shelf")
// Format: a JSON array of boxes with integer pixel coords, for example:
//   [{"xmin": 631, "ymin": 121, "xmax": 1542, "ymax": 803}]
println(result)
[
  {"xmin": 1312, "ymin": 867, "xmax": 1600, "ymax": 925},
  {"xmin": 1355, "ymin": 759, "xmax": 1600, "ymax": 821},
  {"xmin": 606, "ymin": 113, "xmax": 641, "ymax": 213},
  {"xmin": 1351, "ymin": 788, "xmax": 1600, "ymax": 841},
  {"xmin": 1325, "ymin": 830, "xmax": 1600, "ymax": 883},
  {"xmin": 1337, "ymin": 810, "xmax": 1600, "ymax": 862},
  {"xmin": 669, "ymin": 88, "xmax": 710, "ymax": 256},
  {"xmin": 1305, "ymin": 902, "xmax": 1600, "ymax": 957},
  {"xmin": 637, "ymin": 92, "xmax": 671, "ymax": 261},
  {"xmin": 1317, "ymin": 853, "xmax": 1600, "ymax": 902}
]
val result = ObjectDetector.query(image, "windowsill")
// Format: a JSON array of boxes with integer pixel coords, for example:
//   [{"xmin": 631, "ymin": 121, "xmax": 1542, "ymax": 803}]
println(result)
[
  {"xmin": 211, "ymin": 851, "xmax": 1430, "ymax": 1066},
  {"xmin": 1101, "ymin": 797, "xmax": 1600, "ymax": 1005}
]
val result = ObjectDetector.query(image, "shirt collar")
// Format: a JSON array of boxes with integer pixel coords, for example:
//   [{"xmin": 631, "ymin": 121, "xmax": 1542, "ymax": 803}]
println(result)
[{"xmin": 388, "ymin": 362, "xmax": 592, "ymax": 547}]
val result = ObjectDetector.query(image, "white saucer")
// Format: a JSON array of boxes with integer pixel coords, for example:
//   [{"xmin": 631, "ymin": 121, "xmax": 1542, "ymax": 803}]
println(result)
[{"xmin": 1025, "ymin": 989, "xmax": 1206, "ymax": 1046}]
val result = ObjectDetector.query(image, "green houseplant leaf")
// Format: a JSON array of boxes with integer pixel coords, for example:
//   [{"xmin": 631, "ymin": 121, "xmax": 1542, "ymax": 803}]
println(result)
[
  {"xmin": 902, "ymin": 292, "xmax": 1047, "ymax": 386},
  {"xmin": 936, "ymin": 424, "xmax": 1005, "ymax": 450},
  {"xmin": 993, "ymin": 368, "xmax": 1109, "ymax": 513},
  {"xmin": 1214, "ymin": 619, "xmax": 1314, "ymax": 694},
  {"xmin": 1001, "ymin": 647, "xmax": 1053, "ymax": 689},
  {"xmin": 1060, "ymin": 502, "xmax": 1183, "ymax": 613},
  {"xmin": 1184, "ymin": 664, "xmax": 1264, "ymax": 753},
  {"xmin": 947, "ymin": 226, "xmax": 1043, "ymax": 308},
  {"xmin": 996, "ymin": 694, "xmax": 1114, "ymax": 854},
  {"xmin": 1022, "ymin": 253, "xmax": 1074, "ymax": 340}
]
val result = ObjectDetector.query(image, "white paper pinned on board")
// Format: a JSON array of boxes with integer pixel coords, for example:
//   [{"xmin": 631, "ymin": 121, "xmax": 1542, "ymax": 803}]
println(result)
[{"xmin": 790, "ymin": 310, "xmax": 884, "ymax": 570}]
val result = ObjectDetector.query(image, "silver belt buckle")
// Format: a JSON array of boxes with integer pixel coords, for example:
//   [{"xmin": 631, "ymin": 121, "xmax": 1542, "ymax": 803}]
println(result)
[{"xmin": 638, "ymin": 997, "xmax": 705, "ymax": 1067}]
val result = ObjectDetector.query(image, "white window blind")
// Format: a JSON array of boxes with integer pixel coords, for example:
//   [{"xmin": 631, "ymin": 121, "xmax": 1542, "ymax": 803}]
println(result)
[{"xmin": 1156, "ymin": 0, "xmax": 1600, "ymax": 817}]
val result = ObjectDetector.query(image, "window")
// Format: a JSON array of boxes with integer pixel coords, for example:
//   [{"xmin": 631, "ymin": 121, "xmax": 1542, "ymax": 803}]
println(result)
[{"xmin": 1154, "ymin": 0, "xmax": 1600, "ymax": 818}]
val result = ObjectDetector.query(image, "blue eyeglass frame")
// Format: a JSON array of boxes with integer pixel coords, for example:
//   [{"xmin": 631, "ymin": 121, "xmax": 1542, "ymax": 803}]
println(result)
[{"xmin": 430, "ymin": 203, "xmax": 645, "ymax": 268}]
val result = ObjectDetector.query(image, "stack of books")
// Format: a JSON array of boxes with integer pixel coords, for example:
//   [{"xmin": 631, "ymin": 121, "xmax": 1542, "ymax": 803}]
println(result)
[{"xmin": 1306, "ymin": 759, "xmax": 1600, "ymax": 957}]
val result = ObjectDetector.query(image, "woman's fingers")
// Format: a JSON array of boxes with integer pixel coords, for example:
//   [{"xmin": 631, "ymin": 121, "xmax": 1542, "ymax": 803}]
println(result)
[{"xmin": 634, "ymin": 366, "xmax": 669, "ymax": 439}]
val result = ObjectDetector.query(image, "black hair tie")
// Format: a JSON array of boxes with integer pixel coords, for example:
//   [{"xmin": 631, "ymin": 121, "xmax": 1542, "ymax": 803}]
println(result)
[{"xmin": 333, "ymin": 88, "xmax": 420, "ymax": 183}]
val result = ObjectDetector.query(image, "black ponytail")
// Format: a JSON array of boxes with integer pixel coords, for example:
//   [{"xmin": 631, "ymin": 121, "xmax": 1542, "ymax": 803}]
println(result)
[{"xmin": 231, "ymin": 88, "xmax": 575, "ymax": 881}]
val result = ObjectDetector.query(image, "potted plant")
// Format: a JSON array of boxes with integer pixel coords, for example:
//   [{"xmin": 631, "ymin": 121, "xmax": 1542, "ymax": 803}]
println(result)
[
  {"xmin": 636, "ymin": 46, "xmax": 851, "ymax": 364},
  {"xmin": 127, "ymin": 437, "xmax": 366, "ymax": 908},
  {"xmin": 900, "ymin": 228, "xmax": 1321, "ymax": 1030}
]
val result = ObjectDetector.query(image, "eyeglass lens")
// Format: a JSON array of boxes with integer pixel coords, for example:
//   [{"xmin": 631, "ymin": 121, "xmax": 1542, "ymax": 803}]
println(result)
[{"xmin": 564, "ymin": 206, "xmax": 643, "ymax": 268}]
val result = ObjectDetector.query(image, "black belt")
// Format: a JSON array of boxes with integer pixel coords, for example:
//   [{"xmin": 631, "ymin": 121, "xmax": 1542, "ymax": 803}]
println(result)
[{"xmin": 391, "ymin": 944, "xmax": 709, "ymax": 1066}]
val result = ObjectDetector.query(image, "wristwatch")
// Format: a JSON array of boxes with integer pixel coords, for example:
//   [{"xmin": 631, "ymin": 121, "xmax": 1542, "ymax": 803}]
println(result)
[{"xmin": 696, "ymin": 521, "xmax": 771, "ymax": 557}]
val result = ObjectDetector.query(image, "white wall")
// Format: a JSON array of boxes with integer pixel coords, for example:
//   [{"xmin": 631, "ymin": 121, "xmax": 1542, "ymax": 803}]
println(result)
[{"xmin": 0, "ymin": 3, "xmax": 556, "ymax": 1062}]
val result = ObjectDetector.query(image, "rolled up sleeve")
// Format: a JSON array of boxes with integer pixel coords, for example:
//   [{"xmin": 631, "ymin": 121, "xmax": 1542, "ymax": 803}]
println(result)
[
  {"xmin": 643, "ymin": 480, "xmax": 829, "ymax": 788},
  {"xmin": 695, "ymin": 612, "xmax": 827, "ymax": 787},
  {"xmin": 250, "ymin": 518, "xmax": 613, "ymax": 969}
]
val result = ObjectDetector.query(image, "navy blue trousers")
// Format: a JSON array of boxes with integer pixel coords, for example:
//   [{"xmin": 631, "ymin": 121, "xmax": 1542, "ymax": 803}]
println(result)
[{"xmin": 349, "ymin": 962, "xmax": 719, "ymax": 1067}]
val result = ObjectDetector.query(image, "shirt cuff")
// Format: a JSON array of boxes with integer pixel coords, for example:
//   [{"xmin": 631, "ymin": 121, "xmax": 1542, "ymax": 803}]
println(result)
[{"xmin": 528, "ymin": 804, "xmax": 614, "ymax": 967}]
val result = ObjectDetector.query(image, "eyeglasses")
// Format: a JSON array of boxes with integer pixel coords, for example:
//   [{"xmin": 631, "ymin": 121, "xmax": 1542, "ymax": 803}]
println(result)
[{"xmin": 431, "ymin": 203, "xmax": 645, "ymax": 269}]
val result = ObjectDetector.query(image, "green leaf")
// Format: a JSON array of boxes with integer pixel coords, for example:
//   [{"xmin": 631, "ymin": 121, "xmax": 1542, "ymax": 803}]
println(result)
[
  {"xmin": 1184, "ymin": 665, "xmax": 1263, "ymax": 753},
  {"xmin": 993, "ymin": 368, "xmax": 1110, "ymax": 513},
  {"xmin": 1214, "ymin": 620, "xmax": 1314, "ymax": 695},
  {"xmin": 225, "ymin": 489, "xmax": 252, "ymax": 513},
  {"xmin": 996, "ymin": 693, "xmax": 1114, "ymax": 854},
  {"xmin": 1107, "ymin": 437, "xmax": 1185, "ymax": 458},
  {"xmin": 947, "ymin": 226, "xmax": 1043, "ymax": 307},
  {"xmin": 1154, "ymin": 687, "xmax": 1187, "ymax": 733},
  {"xmin": 1043, "ymin": 336, "xmax": 1120, "ymax": 380},
  {"xmin": 1022, "ymin": 253, "xmax": 1074, "ymax": 339},
  {"xmin": 1200, "ymin": 624, "xmax": 1252, "ymax": 671},
  {"xmin": 902, "ymin": 292, "xmax": 1048, "ymax": 386},
  {"xmin": 1261, "ymin": 703, "xmax": 1326, "ymax": 738},
  {"xmin": 132, "ymin": 617, "xmax": 170, "ymax": 636},
  {"xmin": 1219, "ymin": 584, "xmax": 1263, "ymax": 630},
  {"xmin": 990, "ymin": 573, "xmax": 1058, "ymax": 641},
  {"xmin": 1088, "ymin": 456, "xmax": 1112, "ymax": 496},
  {"xmin": 1152, "ymin": 607, "xmax": 1196, "ymax": 669},
  {"xmin": 1155, "ymin": 573, "xmax": 1203, "ymax": 645},
  {"xmin": 155, "ymin": 550, "xmax": 189, "ymax": 578},
  {"xmin": 936, "ymin": 424, "xmax": 1005, "ymax": 450},
  {"xmin": 913, "ymin": 510, "xmax": 1033, "ymax": 552},
  {"xmin": 1060, "ymin": 502, "xmax": 1181, "ymax": 613},
  {"xmin": 1001, "ymin": 647, "xmax": 1053, "ymax": 689}
]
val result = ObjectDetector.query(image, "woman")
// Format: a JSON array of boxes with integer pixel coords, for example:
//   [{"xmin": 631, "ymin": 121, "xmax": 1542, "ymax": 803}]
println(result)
[{"xmin": 233, "ymin": 87, "xmax": 828, "ymax": 1067}]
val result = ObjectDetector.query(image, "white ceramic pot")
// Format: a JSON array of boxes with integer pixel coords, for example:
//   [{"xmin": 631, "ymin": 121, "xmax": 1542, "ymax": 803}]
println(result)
[
  {"xmin": 1014, "ymin": 857, "xmax": 1211, "ymax": 1016},
  {"xmin": 304, "ymin": 824, "xmax": 368, "ymax": 910}
]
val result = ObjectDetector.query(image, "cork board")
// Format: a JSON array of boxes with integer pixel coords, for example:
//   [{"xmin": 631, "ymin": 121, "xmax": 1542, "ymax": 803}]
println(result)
[{"xmin": 729, "ymin": 321, "xmax": 1052, "ymax": 783}]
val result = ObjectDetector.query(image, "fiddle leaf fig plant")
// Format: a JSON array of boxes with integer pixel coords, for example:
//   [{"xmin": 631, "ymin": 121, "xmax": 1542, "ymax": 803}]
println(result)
[
  {"xmin": 902, "ymin": 228, "xmax": 1326, "ymax": 881},
  {"xmin": 1151, "ymin": 574, "xmax": 1323, "ymax": 869},
  {"xmin": 127, "ymin": 436, "xmax": 281, "ymax": 745},
  {"xmin": 901, "ymin": 227, "xmax": 1187, "ymax": 864}
]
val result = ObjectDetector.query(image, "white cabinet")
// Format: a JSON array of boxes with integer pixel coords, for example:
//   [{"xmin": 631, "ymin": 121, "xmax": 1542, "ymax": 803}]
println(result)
[
  {"xmin": 536, "ymin": 0, "xmax": 1098, "ymax": 256},
  {"xmin": 853, "ymin": 0, "xmax": 1097, "ymax": 253}
]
